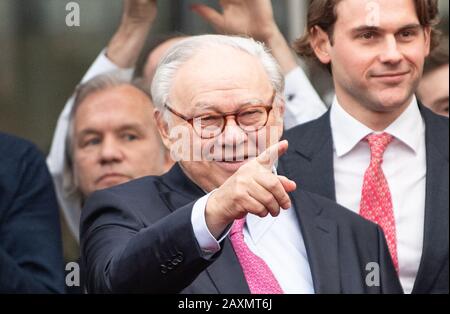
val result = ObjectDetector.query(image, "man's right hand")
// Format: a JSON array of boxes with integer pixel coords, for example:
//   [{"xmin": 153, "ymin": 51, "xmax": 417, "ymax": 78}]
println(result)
[
  {"xmin": 205, "ymin": 140, "xmax": 297, "ymax": 238},
  {"xmin": 107, "ymin": 0, "xmax": 158, "ymax": 68}
]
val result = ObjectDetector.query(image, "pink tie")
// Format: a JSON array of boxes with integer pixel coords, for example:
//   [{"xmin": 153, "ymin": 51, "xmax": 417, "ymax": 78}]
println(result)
[
  {"xmin": 359, "ymin": 133, "xmax": 399, "ymax": 272},
  {"xmin": 229, "ymin": 218, "xmax": 284, "ymax": 294}
]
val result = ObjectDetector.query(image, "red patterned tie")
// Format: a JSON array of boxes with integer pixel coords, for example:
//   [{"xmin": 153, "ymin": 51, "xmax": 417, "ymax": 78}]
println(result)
[
  {"xmin": 359, "ymin": 133, "xmax": 399, "ymax": 272},
  {"xmin": 229, "ymin": 218, "xmax": 284, "ymax": 294}
]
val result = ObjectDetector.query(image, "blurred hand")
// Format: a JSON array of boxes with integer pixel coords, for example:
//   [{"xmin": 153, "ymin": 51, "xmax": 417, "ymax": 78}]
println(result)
[
  {"xmin": 191, "ymin": 0, "xmax": 298, "ymax": 74},
  {"xmin": 205, "ymin": 140, "xmax": 297, "ymax": 238},
  {"xmin": 107, "ymin": 0, "xmax": 158, "ymax": 67},
  {"xmin": 191, "ymin": 0, "xmax": 278, "ymax": 42},
  {"xmin": 122, "ymin": 0, "xmax": 157, "ymax": 25}
]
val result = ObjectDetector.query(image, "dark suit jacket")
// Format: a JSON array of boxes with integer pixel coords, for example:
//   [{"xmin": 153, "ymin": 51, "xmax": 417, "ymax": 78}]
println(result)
[
  {"xmin": 280, "ymin": 104, "xmax": 449, "ymax": 294},
  {"xmin": 81, "ymin": 163, "xmax": 402, "ymax": 294},
  {"xmin": 0, "ymin": 132, "xmax": 65, "ymax": 293}
]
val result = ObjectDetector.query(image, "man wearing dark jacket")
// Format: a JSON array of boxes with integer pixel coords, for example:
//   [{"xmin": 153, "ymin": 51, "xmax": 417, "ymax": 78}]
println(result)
[
  {"xmin": 288, "ymin": 0, "xmax": 448, "ymax": 293},
  {"xmin": 81, "ymin": 35, "xmax": 402, "ymax": 294},
  {"xmin": 0, "ymin": 132, "xmax": 65, "ymax": 293}
]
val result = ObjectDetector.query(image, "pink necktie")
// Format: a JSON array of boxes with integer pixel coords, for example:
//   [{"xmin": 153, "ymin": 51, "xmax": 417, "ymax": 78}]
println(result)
[
  {"xmin": 229, "ymin": 218, "xmax": 284, "ymax": 294},
  {"xmin": 359, "ymin": 133, "xmax": 399, "ymax": 272}
]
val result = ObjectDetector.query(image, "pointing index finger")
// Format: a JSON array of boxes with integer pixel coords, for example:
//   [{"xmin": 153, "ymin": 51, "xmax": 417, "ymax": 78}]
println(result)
[{"xmin": 256, "ymin": 140, "xmax": 288, "ymax": 168}]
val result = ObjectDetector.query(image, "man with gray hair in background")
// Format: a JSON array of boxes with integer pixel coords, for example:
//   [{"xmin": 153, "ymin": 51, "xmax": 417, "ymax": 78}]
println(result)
[
  {"xmin": 62, "ymin": 72, "xmax": 172, "ymax": 243},
  {"xmin": 80, "ymin": 35, "xmax": 401, "ymax": 294}
]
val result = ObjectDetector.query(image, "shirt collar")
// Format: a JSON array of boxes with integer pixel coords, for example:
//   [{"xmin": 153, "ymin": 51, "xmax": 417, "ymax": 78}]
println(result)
[
  {"xmin": 330, "ymin": 97, "xmax": 373, "ymax": 157},
  {"xmin": 246, "ymin": 211, "xmax": 277, "ymax": 245},
  {"xmin": 330, "ymin": 96, "xmax": 424, "ymax": 157},
  {"xmin": 384, "ymin": 97, "xmax": 424, "ymax": 153}
]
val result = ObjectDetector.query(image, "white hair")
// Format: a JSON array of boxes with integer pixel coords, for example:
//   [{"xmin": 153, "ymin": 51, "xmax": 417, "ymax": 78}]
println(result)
[{"xmin": 151, "ymin": 34, "xmax": 285, "ymax": 122}]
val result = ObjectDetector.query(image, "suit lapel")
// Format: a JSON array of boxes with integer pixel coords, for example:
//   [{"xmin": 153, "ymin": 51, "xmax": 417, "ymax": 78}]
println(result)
[
  {"xmin": 280, "ymin": 113, "xmax": 340, "ymax": 293},
  {"xmin": 281, "ymin": 111, "xmax": 336, "ymax": 200},
  {"xmin": 290, "ymin": 188, "xmax": 341, "ymax": 293},
  {"xmin": 159, "ymin": 163, "xmax": 206, "ymax": 210},
  {"xmin": 413, "ymin": 106, "xmax": 449, "ymax": 293},
  {"xmin": 205, "ymin": 239, "xmax": 250, "ymax": 294}
]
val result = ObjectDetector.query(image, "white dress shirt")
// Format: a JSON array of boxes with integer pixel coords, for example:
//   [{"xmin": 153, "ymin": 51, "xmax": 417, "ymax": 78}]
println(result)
[
  {"xmin": 330, "ymin": 97, "xmax": 426, "ymax": 294},
  {"xmin": 191, "ymin": 184, "xmax": 315, "ymax": 294}
]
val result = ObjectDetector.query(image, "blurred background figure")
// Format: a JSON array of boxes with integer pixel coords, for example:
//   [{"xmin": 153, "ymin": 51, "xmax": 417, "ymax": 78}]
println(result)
[
  {"xmin": 417, "ymin": 36, "xmax": 449, "ymax": 117},
  {"xmin": 0, "ymin": 132, "xmax": 64, "ymax": 293},
  {"xmin": 57, "ymin": 73, "xmax": 173, "ymax": 247}
]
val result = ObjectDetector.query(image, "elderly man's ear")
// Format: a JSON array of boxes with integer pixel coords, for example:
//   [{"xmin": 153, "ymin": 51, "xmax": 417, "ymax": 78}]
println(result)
[
  {"xmin": 274, "ymin": 96, "xmax": 286, "ymax": 124},
  {"xmin": 154, "ymin": 109, "xmax": 172, "ymax": 149}
]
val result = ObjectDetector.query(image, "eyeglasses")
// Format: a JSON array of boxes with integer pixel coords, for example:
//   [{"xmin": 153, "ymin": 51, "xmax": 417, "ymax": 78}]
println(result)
[{"xmin": 164, "ymin": 89, "xmax": 277, "ymax": 139}]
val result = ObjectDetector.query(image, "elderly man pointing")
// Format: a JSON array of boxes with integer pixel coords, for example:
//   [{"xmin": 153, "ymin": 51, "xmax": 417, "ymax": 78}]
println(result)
[{"xmin": 80, "ymin": 35, "xmax": 401, "ymax": 294}]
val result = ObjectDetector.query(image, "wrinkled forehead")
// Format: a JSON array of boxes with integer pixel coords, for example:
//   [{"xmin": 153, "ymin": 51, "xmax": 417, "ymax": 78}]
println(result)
[
  {"xmin": 76, "ymin": 84, "xmax": 152, "ymax": 113},
  {"xmin": 74, "ymin": 85, "xmax": 154, "ymax": 128},
  {"xmin": 169, "ymin": 46, "xmax": 273, "ymax": 112}
]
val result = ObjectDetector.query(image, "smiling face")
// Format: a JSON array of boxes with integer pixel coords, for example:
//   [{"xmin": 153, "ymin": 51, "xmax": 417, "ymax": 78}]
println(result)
[
  {"xmin": 72, "ymin": 84, "xmax": 166, "ymax": 197},
  {"xmin": 313, "ymin": 0, "xmax": 431, "ymax": 129},
  {"xmin": 157, "ymin": 46, "xmax": 284, "ymax": 192}
]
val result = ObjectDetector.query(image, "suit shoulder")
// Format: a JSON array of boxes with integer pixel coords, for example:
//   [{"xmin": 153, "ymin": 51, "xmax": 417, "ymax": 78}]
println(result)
[
  {"xmin": 302, "ymin": 190, "xmax": 379, "ymax": 230},
  {"xmin": 421, "ymin": 106, "xmax": 449, "ymax": 160},
  {"xmin": 0, "ymin": 132, "xmax": 48, "ymax": 188},
  {"xmin": 0, "ymin": 132, "xmax": 44, "ymax": 163},
  {"xmin": 428, "ymin": 110, "xmax": 449, "ymax": 133},
  {"xmin": 434, "ymin": 113, "xmax": 449, "ymax": 125},
  {"xmin": 87, "ymin": 175, "xmax": 163, "ymax": 207},
  {"xmin": 282, "ymin": 112, "xmax": 331, "ymax": 153},
  {"xmin": 284, "ymin": 115, "xmax": 324, "ymax": 139},
  {"xmin": 81, "ymin": 175, "xmax": 166, "ymax": 233}
]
